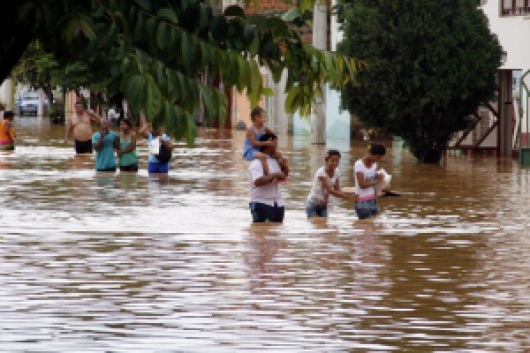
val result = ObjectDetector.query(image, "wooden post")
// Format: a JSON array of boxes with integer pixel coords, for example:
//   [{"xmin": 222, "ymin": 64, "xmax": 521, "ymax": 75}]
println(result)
[{"xmin": 499, "ymin": 70, "xmax": 513, "ymax": 157}]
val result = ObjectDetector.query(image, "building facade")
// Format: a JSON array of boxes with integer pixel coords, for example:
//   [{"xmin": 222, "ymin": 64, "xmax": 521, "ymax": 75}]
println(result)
[
  {"xmin": 225, "ymin": 0, "xmax": 352, "ymax": 147},
  {"xmin": 449, "ymin": 1, "xmax": 530, "ymax": 157}
]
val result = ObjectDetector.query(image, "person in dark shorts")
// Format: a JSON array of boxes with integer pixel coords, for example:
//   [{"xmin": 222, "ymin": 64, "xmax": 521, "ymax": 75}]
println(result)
[
  {"xmin": 65, "ymin": 101, "xmax": 101, "ymax": 154},
  {"xmin": 74, "ymin": 139, "xmax": 92, "ymax": 154},
  {"xmin": 248, "ymin": 133, "xmax": 289, "ymax": 223}
]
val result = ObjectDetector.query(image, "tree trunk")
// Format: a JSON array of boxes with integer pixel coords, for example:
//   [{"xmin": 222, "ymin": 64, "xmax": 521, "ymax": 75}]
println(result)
[
  {"xmin": 416, "ymin": 147, "xmax": 443, "ymax": 164},
  {"xmin": 44, "ymin": 89, "xmax": 53, "ymax": 107}
]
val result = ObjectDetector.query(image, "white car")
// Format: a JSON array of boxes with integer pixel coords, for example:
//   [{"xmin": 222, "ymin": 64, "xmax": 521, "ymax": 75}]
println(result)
[{"xmin": 18, "ymin": 91, "xmax": 49, "ymax": 115}]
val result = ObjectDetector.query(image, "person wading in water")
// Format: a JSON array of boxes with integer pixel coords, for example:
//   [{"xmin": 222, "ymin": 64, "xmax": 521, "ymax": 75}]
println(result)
[{"xmin": 64, "ymin": 101, "xmax": 102, "ymax": 154}]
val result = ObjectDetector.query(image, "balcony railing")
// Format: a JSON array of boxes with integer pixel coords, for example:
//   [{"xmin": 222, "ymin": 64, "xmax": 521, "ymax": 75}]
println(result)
[{"xmin": 502, "ymin": 7, "xmax": 530, "ymax": 15}]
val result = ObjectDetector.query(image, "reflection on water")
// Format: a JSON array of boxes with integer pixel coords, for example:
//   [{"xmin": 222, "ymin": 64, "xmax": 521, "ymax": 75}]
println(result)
[{"xmin": 1, "ymin": 117, "xmax": 530, "ymax": 350}]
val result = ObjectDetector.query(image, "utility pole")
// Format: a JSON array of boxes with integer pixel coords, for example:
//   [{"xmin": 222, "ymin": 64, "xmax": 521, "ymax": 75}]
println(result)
[{"xmin": 311, "ymin": 0, "xmax": 328, "ymax": 144}]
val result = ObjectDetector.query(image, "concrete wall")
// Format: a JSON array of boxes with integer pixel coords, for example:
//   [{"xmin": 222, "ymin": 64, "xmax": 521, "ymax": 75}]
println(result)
[
  {"xmin": 0, "ymin": 79, "xmax": 14, "ymax": 110},
  {"xmin": 481, "ymin": 1, "xmax": 530, "ymax": 137},
  {"xmin": 324, "ymin": 0, "xmax": 350, "ymax": 144},
  {"xmin": 482, "ymin": 2, "xmax": 530, "ymax": 72}
]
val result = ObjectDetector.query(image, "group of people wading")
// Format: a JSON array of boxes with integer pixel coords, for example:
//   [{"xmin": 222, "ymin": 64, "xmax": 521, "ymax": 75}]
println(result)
[
  {"xmin": 243, "ymin": 107, "xmax": 389, "ymax": 223},
  {"xmin": 2, "ymin": 104, "xmax": 391, "ymax": 222},
  {"xmin": 64, "ymin": 101, "xmax": 173, "ymax": 174}
]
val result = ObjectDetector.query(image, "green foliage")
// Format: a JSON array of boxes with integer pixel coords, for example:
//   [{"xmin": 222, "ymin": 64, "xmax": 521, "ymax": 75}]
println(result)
[
  {"xmin": 11, "ymin": 41, "xmax": 110, "ymax": 101},
  {"xmin": 336, "ymin": 0, "xmax": 503, "ymax": 163},
  {"xmin": 2, "ymin": 0, "xmax": 358, "ymax": 144},
  {"xmin": 10, "ymin": 41, "xmax": 57, "ymax": 99}
]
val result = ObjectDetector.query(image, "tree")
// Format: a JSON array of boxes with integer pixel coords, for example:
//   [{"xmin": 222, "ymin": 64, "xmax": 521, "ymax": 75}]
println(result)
[
  {"xmin": 1, "ymin": 0, "xmax": 360, "ymax": 144},
  {"xmin": 336, "ymin": 0, "xmax": 503, "ymax": 163},
  {"xmin": 10, "ymin": 41, "xmax": 57, "ymax": 103},
  {"xmin": 11, "ymin": 41, "xmax": 110, "ymax": 105}
]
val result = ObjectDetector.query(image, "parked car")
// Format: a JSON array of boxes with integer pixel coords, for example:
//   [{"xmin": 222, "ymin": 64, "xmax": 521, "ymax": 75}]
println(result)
[{"xmin": 18, "ymin": 91, "xmax": 49, "ymax": 115}]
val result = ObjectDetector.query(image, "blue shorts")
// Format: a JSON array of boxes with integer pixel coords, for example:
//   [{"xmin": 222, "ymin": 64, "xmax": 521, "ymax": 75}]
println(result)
[
  {"xmin": 355, "ymin": 198, "xmax": 379, "ymax": 220},
  {"xmin": 148, "ymin": 161, "xmax": 169, "ymax": 174},
  {"xmin": 306, "ymin": 201, "xmax": 328, "ymax": 218},
  {"xmin": 243, "ymin": 148, "xmax": 259, "ymax": 161},
  {"xmin": 250, "ymin": 202, "xmax": 284, "ymax": 223}
]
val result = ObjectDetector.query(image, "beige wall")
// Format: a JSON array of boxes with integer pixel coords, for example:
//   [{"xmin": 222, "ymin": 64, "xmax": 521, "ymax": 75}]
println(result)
[{"xmin": 233, "ymin": 89, "xmax": 252, "ymax": 129}]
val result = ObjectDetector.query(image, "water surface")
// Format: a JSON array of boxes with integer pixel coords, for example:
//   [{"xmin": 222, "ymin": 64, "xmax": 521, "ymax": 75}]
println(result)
[{"xmin": 0, "ymin": 116, "xmax": 529, "ymax": 351}]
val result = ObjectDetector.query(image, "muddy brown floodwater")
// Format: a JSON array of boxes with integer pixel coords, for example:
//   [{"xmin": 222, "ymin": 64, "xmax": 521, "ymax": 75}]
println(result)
[{"xmin": 1, "ymin": 116, "xmax": 530, "ymax": 351}]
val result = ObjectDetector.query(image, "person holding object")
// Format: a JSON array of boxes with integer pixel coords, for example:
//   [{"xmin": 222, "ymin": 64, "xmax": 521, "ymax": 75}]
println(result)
[
  {"xmin": 65, "ymin": 102, "xmax": 102, "ymax": 154},
  {"xmin": 92, "ymin": 119, "xmax": 118, "ymax": 172},
  {"xmin": 354, "ymin": 144, "xmax": 386, "ymax": 220},
  {"xmin": 248, "ymin": 133, "xmax": 289, "ymax": 223},
  {"xmin": 139, "ymin": 115, "xmax": 173, "ymax": 174},
  {"xmin": 306, "ymin": 150, "xmax": 356, "ymax": 219},
  {"xmin": 0, "ymin": 111, "xmax": 16, "ymax": 150}
]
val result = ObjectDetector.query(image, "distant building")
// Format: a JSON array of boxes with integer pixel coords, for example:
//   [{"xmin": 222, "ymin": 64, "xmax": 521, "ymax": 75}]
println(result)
[
  {"xmin": 223, "ymin": 0, "xmax": 352, "ymax": 147},
  {"xmin": 449, "ymin": 1, "xmax": 530, "ymax": 157}
]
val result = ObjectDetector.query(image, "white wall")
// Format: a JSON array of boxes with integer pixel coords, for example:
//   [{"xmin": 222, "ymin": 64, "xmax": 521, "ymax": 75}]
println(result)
[
  {"xmin": 481, "ymin": 1, "xmax": 530, "ymax": 72},
  {"xmin": 481, "ymin": 1, "xmax": 530, "ymax": 138},
  {"xmin": 0, "ymin": 79, "xmax": 14, "ymax": 110}
]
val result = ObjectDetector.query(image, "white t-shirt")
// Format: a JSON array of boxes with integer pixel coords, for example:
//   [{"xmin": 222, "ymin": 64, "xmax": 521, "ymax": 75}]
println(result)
[
  {"xmin": 354, "ymin": 159, "xmax": 378, "ymax": 201},
  {"xmin": 249, "ymin": 157, "xmax": 284, "ymax": 207},
  {"xmin": 307, "ymin": 166, "xmax": 340, "ymax": 205}
]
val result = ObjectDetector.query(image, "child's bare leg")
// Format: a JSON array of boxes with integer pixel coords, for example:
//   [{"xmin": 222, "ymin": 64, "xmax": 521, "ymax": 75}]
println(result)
[{"xmin": 255, "ymin": 151, "xmax": 270, "ymax": 175}]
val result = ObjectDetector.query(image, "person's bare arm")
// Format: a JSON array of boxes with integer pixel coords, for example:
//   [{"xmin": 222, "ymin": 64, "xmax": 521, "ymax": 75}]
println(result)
[
  {"xmin": 247, "ymin": 128, "xmax": 271, "ymax": 148},
  {"xmin": 93, "ymin": 132, "xmax": 105, "ymax": 151},
  {"xmin": 278, "ymin": 158, "xmax": 289, "ymax": 177},
  {"xmin": 321, "ymin": 176, "xmax": 355, "ymax": 200},
  {"xmin": 356, "ymin": 172, "xmax": 383, "ymax": 189},
  {"xmin": 254, "ymin": 172, "xmax": 286, "ymax": 187},
  {"xmin": 86, "ymin": 110, "xmax": 102, "ymax": 123},
  {"xmin": 120, "ymin": 134, "xmax": 137, "ymax": 153},
  {"xmin": 138, "ymin": 124, "xmax": 151, "ymax": 139},
  {"xmin": 64, "ymin": 117, "xmax": 73, "ymax": 142}
]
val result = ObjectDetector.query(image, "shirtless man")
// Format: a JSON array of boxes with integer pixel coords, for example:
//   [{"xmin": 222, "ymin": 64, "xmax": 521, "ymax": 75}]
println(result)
[{"xmin": 64, "ymin": 102, "xmax": 102, "ymax": 154}]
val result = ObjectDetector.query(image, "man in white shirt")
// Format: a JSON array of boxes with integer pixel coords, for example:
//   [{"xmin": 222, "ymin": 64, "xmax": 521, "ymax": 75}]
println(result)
[{"xmin": 248, "ymin": 133, "xmax": 289, "ymax": 223}]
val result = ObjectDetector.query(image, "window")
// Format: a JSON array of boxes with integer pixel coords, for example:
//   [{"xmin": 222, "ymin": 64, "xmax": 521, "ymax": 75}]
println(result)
[{"xmin": 502, "ymin": 0, "xmax": 530, "ymax": 15}]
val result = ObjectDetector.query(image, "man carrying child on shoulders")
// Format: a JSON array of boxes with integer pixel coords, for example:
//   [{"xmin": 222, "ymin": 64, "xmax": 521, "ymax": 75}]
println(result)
[{"xmin": 248, "ymin": 133, "xmax": 289, "ymax": 223}]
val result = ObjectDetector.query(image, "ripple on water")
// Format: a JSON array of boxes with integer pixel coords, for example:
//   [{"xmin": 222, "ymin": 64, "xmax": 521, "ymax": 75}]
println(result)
[{"xmin": 0, "ymin": 121, "xmax": 529, "ymax": 350}]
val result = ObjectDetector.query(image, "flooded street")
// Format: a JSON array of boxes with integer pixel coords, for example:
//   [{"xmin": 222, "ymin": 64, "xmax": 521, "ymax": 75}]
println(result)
[{"xmin": 2, "ymin": 116, "xmax": 530, "ymax": 351}]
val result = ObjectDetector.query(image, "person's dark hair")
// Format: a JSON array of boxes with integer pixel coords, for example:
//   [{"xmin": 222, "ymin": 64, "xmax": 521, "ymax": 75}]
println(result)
[
  {"xmin": 258, "ymin": 132, "xmax": 277, "ymax": 151},
  {"xmin": 122, "ymin": 118, "xmax": 133, "ymax": 127},
  {"xmin": 369, "ymin": 143, "xmax": 386, "ymax": 156},
  {"xmin": 250, "ymin": 106, "xmax": 265, "ymax": 121},
  {"xmin": 3, "ymin": 111, "xmax": 14, "ymax": 119},
  {"xmin": 325, "ymin": 149, "xmax": 341, "ymax": 161}
]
